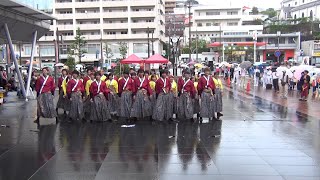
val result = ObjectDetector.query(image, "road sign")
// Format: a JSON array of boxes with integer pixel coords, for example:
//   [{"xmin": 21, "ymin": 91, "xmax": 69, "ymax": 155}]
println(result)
[{"xmin": 274, "ymin": 50, "xmax": 281, "ymax": 57}]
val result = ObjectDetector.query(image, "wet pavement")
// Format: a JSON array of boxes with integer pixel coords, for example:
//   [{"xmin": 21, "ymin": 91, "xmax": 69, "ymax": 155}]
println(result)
[{"xmin": 0, "ymin": 89, "xmax": 319, "ymax": 180}]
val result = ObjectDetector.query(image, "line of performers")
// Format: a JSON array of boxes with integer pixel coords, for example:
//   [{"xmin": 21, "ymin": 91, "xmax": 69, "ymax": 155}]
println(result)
[{"xmin": 34, "ymin": 67, "xmax": 223, "ymax": 124}]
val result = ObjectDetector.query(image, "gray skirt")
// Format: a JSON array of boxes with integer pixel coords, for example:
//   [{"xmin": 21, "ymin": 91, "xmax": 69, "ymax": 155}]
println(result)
[
  {"xmin": 90, "ymin": 94, "xmax": 111, "ymax": 122},
  {"xmin": 118, "ymin": 91, "xmax": 133, "ymax": 118},
  {"xmin": 130, "ymin": 90, "xmax": 152, "ymax": 118},
  {"xmin": 200, "ymin": 91, "xmax": 215, "ymax": 118},
  {"xmin": 56, "ymin": 91, "xmax": 70, "ymax": 111},
  {"xmin": 69, "ymin": 92, "xmax": 84, "ymax": 121},
  {"xmin": 193, "ymin": 94, "xmax": 200, "ymax": 114},
  {"xmin": 108, "ymin": 93, "xmax": 119, "ymax": 115},
  {"xmin": 215, "ymin": 88, "xmax": 223, "ymax": 113},
  {"xmin": 152, "ymin": 93, "xmax": 173, "ymax": 121},
  {"xmin": 83, "ymin": 96, "xmax": 92, "ymax": 115},
  {"xmin": 177, "ymin": 93, "xmax": 194, "ymax": 120},
  {"xmin": 168, "ymin": 92, "xmax": 175, "ymax": 116},
  {"xmin": 37, "ymin": 93, "xmax": 57, "ymax": 118}
]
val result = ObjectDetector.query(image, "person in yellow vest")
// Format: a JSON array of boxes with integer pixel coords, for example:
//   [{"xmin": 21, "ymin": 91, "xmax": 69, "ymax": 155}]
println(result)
[
  {"xmin": 149, "ymin": 75, "xmax": 157, "ymax": 117},
  {"xmin": 149, "ymin": 69, "xmax": 159, "ymax": 80},
  {"xmin": 100, "ymin": 69, "xmax": 107, "ymax": 81},
  {"xmin": 61, "ymin": 73, "xmax": 72, "ymax": 113},
  {"xmin": 213, "ymin": 72, "xmax": 223, "ymax": 119},
  {"xmin": 106, "ymin": 73, "xmax": 119, "ymax": 116},
  {"xmin": 169, "ymin": 75, "xmax": 178, "ymax": 120}
]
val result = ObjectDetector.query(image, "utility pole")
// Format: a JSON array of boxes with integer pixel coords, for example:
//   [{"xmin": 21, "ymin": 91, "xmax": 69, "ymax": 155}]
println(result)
[
  {"xmin": 100, "ymin": 34, "xmax": 103, "ymax": 68},
  {"xmin": 196, "ymin": 28, "xmax": 198, "ymax": 62},
  {"xmin": 188, "ymin": 0, "xmax": 191, "ymax": 62},
  {"xmin": 147, "ymin": 27, "xmax": 150, "ymax": 58},
  {"xmin": 19, "ymin": 43, "xmax": 22, "ymax": 65},
  {"xmin": 152, "ymin": 31, "xmax": 154, "ymax": 55}
]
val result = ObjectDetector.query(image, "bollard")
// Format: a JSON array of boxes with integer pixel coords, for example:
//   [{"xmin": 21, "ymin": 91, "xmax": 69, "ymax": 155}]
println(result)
[{"xmin": 246, "ymin": 79, "xmax": 251, "ymax": 92}]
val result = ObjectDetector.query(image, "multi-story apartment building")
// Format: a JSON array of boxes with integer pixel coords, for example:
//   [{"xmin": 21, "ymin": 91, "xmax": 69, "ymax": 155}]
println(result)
[
  {"xmin": 21, "ymin": 0, "xmax": 165, "ymax": 67},
  {"xmin": 279, "ymin": 0, "xmax": 320, "ymax": 21}
]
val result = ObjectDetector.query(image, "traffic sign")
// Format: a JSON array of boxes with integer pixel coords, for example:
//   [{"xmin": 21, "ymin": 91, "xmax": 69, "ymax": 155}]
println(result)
[{"xmin": 274, "ymin": 50, "xmax": 281, "ymax": 57}]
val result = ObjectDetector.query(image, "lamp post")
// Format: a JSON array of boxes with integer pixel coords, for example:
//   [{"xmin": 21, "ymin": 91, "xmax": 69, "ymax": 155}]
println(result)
[
  {"xmin": 277, "ymin": 31, "xmax": 281, "ymax": 63},
  {"xmin": 253, "ymin": 30, "xmax": 257, "ymax": 63}
]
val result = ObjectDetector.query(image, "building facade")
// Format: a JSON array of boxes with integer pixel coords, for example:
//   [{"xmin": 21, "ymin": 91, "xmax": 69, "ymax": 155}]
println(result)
[
  {"xmin": 20, "ymin": 0, "xmax": 166, "ymax": 67},
  {"xmin": 279, "ymin": 0, "xmax": 320, "ymax": 21}
]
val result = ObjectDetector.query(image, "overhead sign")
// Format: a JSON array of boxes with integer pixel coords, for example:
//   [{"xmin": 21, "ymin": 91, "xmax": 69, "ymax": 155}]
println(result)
[
  {"xmin": 274, "ymin": 50, "xmax": 281, "ymax": 57},
  {"xmin": 313, "ymin": 52, "xmax": 320, "ymax": 56}
]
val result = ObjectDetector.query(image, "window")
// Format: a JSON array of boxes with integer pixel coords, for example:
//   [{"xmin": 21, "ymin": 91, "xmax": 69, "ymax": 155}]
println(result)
[
  {"xmin": 288, "ymin": 37, "xmax": 295, "ymax": 44},
  {"xmin": 132, "ymin": 31, "xmax": 136, "ymax": 34},
  {"xmin": 197, "ymin": 23, "xmax": 202, "ymax": 27},
  {"xmin": 302, "ymin": 0, "xmax": 304, "ymax": 3},
  {"xmin": 121, "ymin": 31, "xmax": 128, "ymax": 34},
  {"xmin": 106, "ymin": 31, "xmax": 116, "ymax": 35},
  {"xmin": 227, "ymin": 22, "xmax": 238, "ymax": 26},
  {"xmin": 295, "ymin": 1, "xmax": 297, "ymax": 5},
  {"xmin": 302, "ymin": 12, "xmax": 304, "ymax": 18},
  {"xmin": 146, "ymin": 19, "xmax": 153, "ymax": 22},
  {"xmin": 213, "ymin": 22, "xmax": 220, "ymax": 26},
  {"xmin": 206, "ymin": 23, "xmax": 211, "ymax": 26},
  {"xmin": 206, "ymin": 11, "xmax": 220, "ymax": 15},
  {"xmin": 40, "ymin": 45, "xmax": 55, "ymax": 56},
  {"xmin": 87, "ymin": 44, "xmax": 100, "ymax": 54},
  {"xmin": 227, "ymin": 11, "xmax": 238, "ymax": 15},
  {"xmin": 24, "ymin": 46, "xmax": 32, "ymax": 56},
  {"xmin": 133, "ymin": 43, "xmax": 148, "ymax": 53},
  {"xmin": 133, "ymin": 20, "xmax": 137, "ymax": 23},
  {"xmin": 268, "ymin": 38, "xmax": 276, "ymax": 44}
]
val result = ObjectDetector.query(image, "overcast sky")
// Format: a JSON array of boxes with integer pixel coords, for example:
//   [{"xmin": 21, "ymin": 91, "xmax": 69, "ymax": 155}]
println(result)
[{"xmin": 198, "ymin": 0, "xmax": 282, "ymax": 9}]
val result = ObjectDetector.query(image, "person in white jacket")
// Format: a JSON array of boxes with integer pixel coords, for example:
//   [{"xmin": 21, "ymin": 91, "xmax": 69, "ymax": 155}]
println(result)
[{"xmin": 253, "ymin": 66, "xmax": 261, "ymax": 87}]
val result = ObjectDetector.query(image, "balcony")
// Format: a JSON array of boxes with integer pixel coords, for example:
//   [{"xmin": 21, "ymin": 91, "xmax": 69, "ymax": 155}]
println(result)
[
  {"xmin": 56, "ymin": 14, "xmax": 73, "ymax": 20},
  {"xmin": 101, "ymin": 1, "xmax": 128, "ymax": 7},
  {"xmin": 104, "ymin": 34, "xmax": 129, "ymax": 40},
  {"xmin": 103, "ymin": 23, "xmax": 128, "ymax": 29},
  {"xmin": 131, "ymin": 22, "xmax": 156, "ymax": 29},
  {"xmin": 39, "ymin": 36, "xmax": 55, "ymax": 42},
  {"xmin": 194, "ymin": 15, "xmax": 241, "ymax": 20},
  {"xmin": 75, "ymin": 13, "xmax": 100, "ymax": 19},
  {"xmin": 82, "ymin": 35, "xmax": 102, "ymax": 40},
  {"xmin": 130, "ymin": 0, "xmax": 156, "ymax": 6},
  {"xmin": 76, "ymin": 24, "xmax": 100, "ymax": 30},
  {"xmin": 61, "ymin": 36, "xmax": 76, "ymax": 41},
  {"xmin": 57, "ymin": 24, "xmax": 74, "ymax": 30},
  {"xmin": 103, "ymin": 12, "xmax": 128, "ymax": 18},
  {"xmin": 55, "ymin": 2, "xmax": 72, "ymax": 9},
  {"xmin": 131, "ymin": 11, "xmax": 155, "ymax": 18},
  {"xmin": 131, "ymin": 34, "xmax": 148, "ymax": 39},
  {"xmin": 74, "ymin": 2, "xmax": 100, "ymax": 8}
]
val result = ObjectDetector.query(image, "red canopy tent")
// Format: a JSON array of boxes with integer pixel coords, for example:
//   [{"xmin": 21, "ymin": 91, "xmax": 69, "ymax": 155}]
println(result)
[
  {"xmin": 144, "ymin": 54, "xmax": 169, "ymax": 64},
  {"xmin": 120, "ymin": 54, "xmax": 143, "ymax": 64}
]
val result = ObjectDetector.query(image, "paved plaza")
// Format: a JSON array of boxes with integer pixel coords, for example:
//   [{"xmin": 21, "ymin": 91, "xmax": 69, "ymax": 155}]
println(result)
[{"xmin": 0, "ymin": 86, "xmax": 319, "ymax": 180}]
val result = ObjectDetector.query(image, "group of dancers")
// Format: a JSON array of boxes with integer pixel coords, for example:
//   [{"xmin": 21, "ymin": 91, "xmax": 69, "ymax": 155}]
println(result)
[{"xmin": 34, "ymin": 67, "xmax": 223, "ymax": 124}]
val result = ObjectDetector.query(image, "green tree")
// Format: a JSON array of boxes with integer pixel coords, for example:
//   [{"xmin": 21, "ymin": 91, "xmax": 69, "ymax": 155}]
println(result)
[
  {"xmin": 251, "ymin": 7, "xmax": 259, "ymax": 15},
  {"xmin": 185, "ymin": 0, "xmax": 199, "ymax": 5},
  {"xmin": 103, "ymin": 42, "xmax": 113, "ymax": 63},
  {"xmin": 182, "ymin": 39, "xmax": 210, "ymax": 54},
  {"xmin": 65, "ymin": 55, "xmax": 75, "ymax": 70},
  {"xmin": 70, "ymin": 27, "xmax": 87, "ymax": 64},
  {"xmin": 118, "ymin": 42, "xmax": 128, "ymax": 60},
  {"xmin": 261, "ymin": 8, "xmax": 277, "ymax": 19}
]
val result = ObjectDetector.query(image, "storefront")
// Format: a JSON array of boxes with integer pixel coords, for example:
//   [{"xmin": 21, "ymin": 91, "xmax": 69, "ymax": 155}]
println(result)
[{"xmin": 263, "ymin": 49, "xmax": 295, "ymax": 63}]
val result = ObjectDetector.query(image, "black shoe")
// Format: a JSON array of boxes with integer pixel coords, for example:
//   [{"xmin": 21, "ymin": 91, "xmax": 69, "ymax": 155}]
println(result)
[
  {"xmin": 217, "ymin": 112, "xmax": 223, "ymax": 117},
  {"xmin": 63, "ymin": 111, "xmax": 67, "ymax": 115},
  {"xmin": 34, "ymin": 118, "xmax": 39, "ymax": 124},
  {"xmin": 56, "ymin": 117, "xmax": 59, "ymax": 124}
]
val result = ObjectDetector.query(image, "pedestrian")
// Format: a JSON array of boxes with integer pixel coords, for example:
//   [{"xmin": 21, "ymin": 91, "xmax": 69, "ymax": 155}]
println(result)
[
  {"xmin": 89, "ymin": 72, "xmax": 112, "ymax": 122},
  {"xmin": 130, "ymin": 69, "xmax": 153, "ymax": 121},
  {"xmin": 83, "ymin": 67, "xmax": 93, "ymax": 87},
  {"xmin": 56, "ymin": 69, "xmax": 69, "ymax": 114},
  {"xmin": 280, "ymin": 70, "xmax": 289, "ymax": 99},
  {"xmin": 213, "ymin": 72, "xmax": 223, "ymax": 119},
  {"xmin": 0, "ymin": 66, "xmax": 7, "ymax": 89},
  {"xmin": 192, "ymin": 76, "xmax": 201, "ymax": 120},
  {"xmin": 300, "ymin": 79, "xmax": 309, "ymax": 101},
  {"xmin": 297, "ymin": 72, "xmax": 305, "ymax": 92},
  {"xmin": 84, "ymin": 72, "xmax": 95, "ymax": 119},
  {"xmin": 67, "ymin": 70, "xmax": 85, "ymax": 122},
  {"xmin": 177, "ymin": 70, "xmax": 195, "ymax": 121},
  {"xmin": 272, "ymin": 69, "xmax": 279, "ymax": 92},
  {"xmin": 34, "ymin": 67, "xmax": 57, "ymax": 124},
  {"xmin": 106, "ymin": 73, "xmax": 119, "ymax": 116},
  {"xmin": 240, "ymin": 68, "xmax": 246, "ymax": 88},
  {"xmin": 152, "ymin": 70, "xmax": 172, "ymax": 122},
  {"xmin": 118, "ymin": 71, "xmax": 134, "ymax": 122},
  {"xmin": 170, "ymin": 75, "xmax": 178, "ymax": 120},
  {"xmin": 230, "ymin": 65, "xmax": 234, "ymax": 81},
  {"xmin": 198, "ymin": 67, "xmax": 216, "ymax": 122},
  {"xmin": 254, "ymin": 66, "xmax": 260, "ymax": 87}
]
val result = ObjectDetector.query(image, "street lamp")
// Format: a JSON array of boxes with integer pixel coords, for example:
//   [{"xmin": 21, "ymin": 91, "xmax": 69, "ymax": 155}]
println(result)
[{"xmin": 277, "ymin": 31, "xmax": 281, "ymax": 63}]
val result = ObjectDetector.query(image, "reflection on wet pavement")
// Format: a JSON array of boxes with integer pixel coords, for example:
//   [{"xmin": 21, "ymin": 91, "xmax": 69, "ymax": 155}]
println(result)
[{"xmin": 0, "ymin": 90, "xmax": 319, "ymax": 180}]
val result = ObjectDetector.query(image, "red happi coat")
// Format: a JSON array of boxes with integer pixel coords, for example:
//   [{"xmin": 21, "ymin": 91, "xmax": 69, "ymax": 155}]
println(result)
[
  {"xmin": 89, "ymin": 80, "xmax": 110, "ymax": 98},
  {"xmin": 66, "ymin": 78, "xmax": 85, "ymax": 97},
  {"xmin": 178, "ymin": 78, "xmax": 196, "ymax": 98},
  {"xmin": 155, "ymin": 77, "xmax": 171, "ymax": 95},
  {"xmin": 132, "ymin": 76, "xmax": 153, "ymax": 96},
  {"xmin": 83, "ymin": 75, "xmax": 91, "ymax": 87},
  {"xmin": 118, "ymin": 77, "xmax": 134, "ymax": 95},
  {"xmin": 35, "ymin": 75, "xmax": 55, "ymax": 95},
  {"xmin": 197, "ymin": 75, "xmax": 216, "ymax": 95}
]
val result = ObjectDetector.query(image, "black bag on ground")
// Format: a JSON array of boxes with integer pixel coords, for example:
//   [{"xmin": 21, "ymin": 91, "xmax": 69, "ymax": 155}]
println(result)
[{"xmin": 266, "ymin": 84, "xmax": 272, "ymax": 90}]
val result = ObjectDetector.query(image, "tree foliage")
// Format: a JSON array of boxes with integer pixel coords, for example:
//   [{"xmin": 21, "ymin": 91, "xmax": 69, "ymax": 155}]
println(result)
[
  {"xmin": 103, "ymin": 42, "xmax": 113, "ymax": 61},
  {"xmin": 251, "ymin": 7, "xmax": 259, "ymax": 15},
  {"xmin": 69, "ymin": 27, "xmax": 87, "ymax": 64},
  {"xmin": 118, "ymin": 42, "xmax": 128, "ymax": 60},
  {"xmin": 114, "ymin": 64, "xmax": 130, "ymax": 76},
  {"xmin": 182, "ymin": 39, "xmax": 210, "ymax": 54},
  {"xmin": 65, "ymin": 55, "xmax": 75, "ymax": 71},
  {"xmin": 261, "ymin": 8, "xmax": 277, "ymax": 19}
]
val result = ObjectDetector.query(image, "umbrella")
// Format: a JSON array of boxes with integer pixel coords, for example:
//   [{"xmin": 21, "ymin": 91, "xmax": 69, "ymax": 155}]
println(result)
[
  {"xmin": 180, "ymin": 64, "xmax": 189, "ymax": 68},
  {"xmin": 120, "ymin": 54, "xmax": 143, "ymax": 64},
  {"xmin": 187, "ymin": 60, "xmax": 196, "ymax": 65},
  {"xmin": 111, "ymin": 63, "xmax": 117, "ymax": 68},
  {"xmin": 285, "ymin": 69, "xmax": 294, "ymax": 78},
  {"xmin": 239, "ymin": 61, "xmax": 252, "ymax": 69},
  {"xmin": 144, "ymin": 54, "xmax": 169, "ymax": 64},
  {"xmin": 55, "ymin": 63, "xmax": 65, "ymax": 67},
  {"xmin": 293, "ymin": 69, "xmax": 304, "ymax": 80},
  {"xmin": 276, "ymin": 66, "xmax": 288, "ymax": 72},
  {"xmin": 194, "ymin": 63, "xmax": 203, "ymax": 68}
]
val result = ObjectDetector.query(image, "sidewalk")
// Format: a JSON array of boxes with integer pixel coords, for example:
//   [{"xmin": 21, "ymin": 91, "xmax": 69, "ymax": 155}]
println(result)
[{"xmin": 223, "ymin": 79, "xmax": 320, "ymax": 119}]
